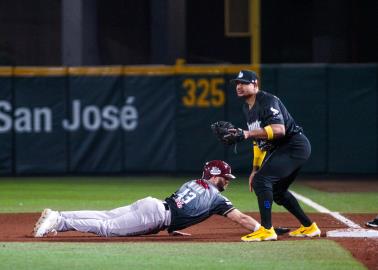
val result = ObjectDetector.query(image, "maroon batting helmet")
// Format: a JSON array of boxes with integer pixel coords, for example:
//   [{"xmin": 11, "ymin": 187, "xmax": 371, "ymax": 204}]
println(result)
[{"xmin": 202, "ymin": 160, "xmax": 236, "ymax": 180}]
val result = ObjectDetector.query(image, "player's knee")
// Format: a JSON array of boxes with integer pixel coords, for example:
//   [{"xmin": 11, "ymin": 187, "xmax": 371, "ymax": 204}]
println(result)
[
  {"xmin": 273, "ymin": 191, "xmax": 290, "ymax": 206},
  {"xmin": 252, "ymin": 175, "xmax": 272, "ymax": 195},
  {"xmin": 273, "ymin": 193, "xmax": 284, "ymax": 205}
]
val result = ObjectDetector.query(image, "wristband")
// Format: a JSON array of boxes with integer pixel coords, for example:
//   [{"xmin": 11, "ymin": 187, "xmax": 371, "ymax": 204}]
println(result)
[{"xmin": 264, "ymin": 125, "xmax": 274, "ymax": 140}]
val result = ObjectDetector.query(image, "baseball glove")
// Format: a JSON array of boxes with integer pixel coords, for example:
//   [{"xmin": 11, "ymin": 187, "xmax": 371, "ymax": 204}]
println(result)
[{"xmin": 211, "ymin": 121, "xmax": 245, "ymax": 145}]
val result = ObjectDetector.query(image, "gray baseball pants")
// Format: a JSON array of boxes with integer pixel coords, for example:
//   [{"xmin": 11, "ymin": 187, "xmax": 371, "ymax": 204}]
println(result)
[{"xmin": 55, "ymin": 197, "xmax": 171, "ymax": 237}]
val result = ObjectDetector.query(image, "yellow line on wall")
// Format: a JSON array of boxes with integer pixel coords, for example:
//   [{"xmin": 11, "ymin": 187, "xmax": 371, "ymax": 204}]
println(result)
[
  {"xmin": 123, "ymin": 66, "xmax": 174, "ymax": 75},
  {"xmin": 2, "ymin": 65, "xmax": 261, "ymax": 77},
  {"xmin": 0, "ymin": 67, "xmax": 12, "ymax": 76},
  {"xmin": 69, "ymin": 66, "xmax": 122, "ymax": 76},
  {"xmin": 14, "ymin": 67, "xmax": 67, "ymax": 76},
  {"xmin": 175, "ymin": 65, "xmax": 229, "ymax": 75}
]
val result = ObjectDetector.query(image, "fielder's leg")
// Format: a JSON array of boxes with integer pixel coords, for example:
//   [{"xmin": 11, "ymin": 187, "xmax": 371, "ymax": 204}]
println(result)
[
  {"xmin": 253, "ymin": 145, "xmax": 296, "ymax": 229},
  {"xmin": 273, "ymin": 169, "xmax": 312, "ymax": 227}
]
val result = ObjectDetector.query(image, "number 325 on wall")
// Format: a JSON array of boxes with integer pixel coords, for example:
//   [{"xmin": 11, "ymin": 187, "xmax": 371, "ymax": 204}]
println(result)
[{"xmin": 182, "ymin": 78, "xmax": 225, "ymax": 108}]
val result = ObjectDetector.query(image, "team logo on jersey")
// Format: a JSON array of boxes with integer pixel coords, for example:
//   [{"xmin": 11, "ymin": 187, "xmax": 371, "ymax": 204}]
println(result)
[
  {"xmin": 270, "ymin": 107, "xmax": 280, "ymax": 115},
  {"xmin": 210, "ymin": 167, "xmax": 221, "ymax": 175},
  {"xmin": 247, "ymin": 120, "xmax": 261, "ymax": 131},
  {"xmin": 175, "ymin": 198, "xmax": 184, "ymax": 208}
]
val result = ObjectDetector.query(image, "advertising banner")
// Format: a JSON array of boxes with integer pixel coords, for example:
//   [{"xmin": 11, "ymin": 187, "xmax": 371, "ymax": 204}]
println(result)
[
  {"xmin": 13, "ymin": 73, "xmax": 67, "ymax": 174},
  {"xmin": 328, "ymin": 65, "xmax": 377, "ymax": 173},
  {"xmin": 0, "ymin": 69, "xmax": 12, "ymax": 174},
  {"xmin": 67, "ymin": 71, "xmax": 124, "ymax": 173},
  {"xmin": 0, "ymin": 65, "xmax": 376, "ymax": 175},
  {"xmin": 123, "ymin": 75, "xmax": 176, "ymax": 171},
  {"xmin": 176, "ymin": 70, "xmax": 227, "ymax": 172}
]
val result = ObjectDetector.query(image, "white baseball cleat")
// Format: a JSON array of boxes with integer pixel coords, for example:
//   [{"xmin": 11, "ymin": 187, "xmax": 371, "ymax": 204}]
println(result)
[
  {"xmin": 33, "ymin": 209, "xmax": 60, "ymax": 237},
  {"xmin": 33, "ymin": 208, "xmax": 50, "ymax": 234}
]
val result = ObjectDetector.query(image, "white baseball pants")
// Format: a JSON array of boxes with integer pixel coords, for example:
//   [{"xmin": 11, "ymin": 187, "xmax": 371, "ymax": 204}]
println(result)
[{"xmin": 55, "ymin": 197, "xmax": 171, "ymax": 237}]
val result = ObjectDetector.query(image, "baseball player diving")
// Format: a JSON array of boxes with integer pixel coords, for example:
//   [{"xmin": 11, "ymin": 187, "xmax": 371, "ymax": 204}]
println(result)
[
  {"xmin": 212, "ymin": 70, "xmax": 321, "ymax": 241},
  {"xmin": 34, "ymin": 160, "xmax": 262, "ymax": 238}
]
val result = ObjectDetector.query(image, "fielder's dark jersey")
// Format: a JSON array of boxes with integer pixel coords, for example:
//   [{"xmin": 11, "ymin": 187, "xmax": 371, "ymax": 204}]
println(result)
[
  {"xmin": 243, "ymin": 91, "xmax": 302, "ymax": 151},
  {"xmin": 165, "ymin": 179, "xmax": 235, "ymax": 233}
]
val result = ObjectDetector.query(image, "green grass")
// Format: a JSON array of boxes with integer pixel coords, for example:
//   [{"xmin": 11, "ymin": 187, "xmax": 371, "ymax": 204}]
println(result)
[
  {"xmin": 0, "ymin": 176, "xmax": 377, "ymax": 213},
  {"xmin": 289, "ymin": 183, "xmax": 378, "ymax": 213},
  {"xmin": 0, "ymin": 177, "xmax": 184, "ymax": 212},
  {"xmin": 0, "ymin": 241, "xmax": 365, "ymax": 270}
]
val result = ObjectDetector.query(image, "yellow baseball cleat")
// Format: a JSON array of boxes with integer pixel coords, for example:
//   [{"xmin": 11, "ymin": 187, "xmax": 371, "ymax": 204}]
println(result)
[
  {"xmin": 241, "ymin": 226, "xmax": 277, "ymax": 242},
  {"xmin": 289, "ymin": 222, "xmax": 321, "ymax": 237}
]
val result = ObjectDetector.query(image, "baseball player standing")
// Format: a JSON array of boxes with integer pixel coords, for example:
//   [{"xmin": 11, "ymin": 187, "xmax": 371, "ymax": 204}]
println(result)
[
  {"xmin": 230, "ymin": 70, "xmax": 321, "ymax": 242},
  {"xmin": 34, "ymin": 160, "xmax": 262, "ymax": 238}
]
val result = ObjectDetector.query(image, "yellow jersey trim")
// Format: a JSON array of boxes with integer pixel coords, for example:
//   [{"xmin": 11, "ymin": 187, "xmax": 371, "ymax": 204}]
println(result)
[{"xmin": 253, "ymin": 144, "xmax": 267, "ymax": 167}]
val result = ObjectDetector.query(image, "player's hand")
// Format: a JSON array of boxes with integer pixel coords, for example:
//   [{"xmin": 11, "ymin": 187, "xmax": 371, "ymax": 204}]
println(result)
[
  {"xmin": 211, "ymin": 121, "xmax": 244, "ymax": 145},
  {"xmin": 229, "ymin": 128, "xmax": 249, "ymax": 140},
  {"xmin": 169, "ymin": 230, "xmax": 192, "ymax": 236},
  {"xmin": 243, "ymin": 130, "xmax": 250, "ymax": 139}
]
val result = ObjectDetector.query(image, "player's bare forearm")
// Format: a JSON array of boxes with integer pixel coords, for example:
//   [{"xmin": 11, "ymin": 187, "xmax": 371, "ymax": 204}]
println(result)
[
  {"xmin": 243, "ymin": 124, "xmax": 285, "ymax": 140},
  {"xmin": 169, "ymin": 230, "xmax": 192, "ymax": 236},
  {"xmin": 249, "ymin": 169, "xmax": 258, "ymax": 192},
  {"xmin": 226, "ymin": 209, "xmax": 259, "ymax": 231}
]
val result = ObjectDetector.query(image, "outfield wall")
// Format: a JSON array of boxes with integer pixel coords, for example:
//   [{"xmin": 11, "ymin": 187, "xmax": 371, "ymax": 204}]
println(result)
[{"xmin": 0, "ymin": 64, "xmax": 376, "ymax": 175}]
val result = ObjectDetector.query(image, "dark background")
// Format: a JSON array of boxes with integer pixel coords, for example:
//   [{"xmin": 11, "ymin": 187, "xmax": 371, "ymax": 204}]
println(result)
[{"xmin": 0, "ymin": 0, "xmax": 376, "ymax": 66}]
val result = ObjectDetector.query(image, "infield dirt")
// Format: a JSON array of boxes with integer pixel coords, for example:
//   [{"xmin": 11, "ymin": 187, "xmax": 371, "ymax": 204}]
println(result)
[{"xmin": 0, "ymin": 212, "xmax": 377, "ymax": 269}]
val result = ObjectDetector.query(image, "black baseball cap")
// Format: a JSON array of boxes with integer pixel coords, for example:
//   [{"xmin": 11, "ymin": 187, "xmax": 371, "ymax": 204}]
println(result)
[{"xmin": 231, "ymin": 70, "xmax": 259, "ymax": 84}]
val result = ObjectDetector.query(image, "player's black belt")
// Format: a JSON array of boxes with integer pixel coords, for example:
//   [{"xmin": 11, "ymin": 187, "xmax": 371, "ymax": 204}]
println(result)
[{"xmin": 163, "ymin": 201, "xmax": 170, "ymax": 211}]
